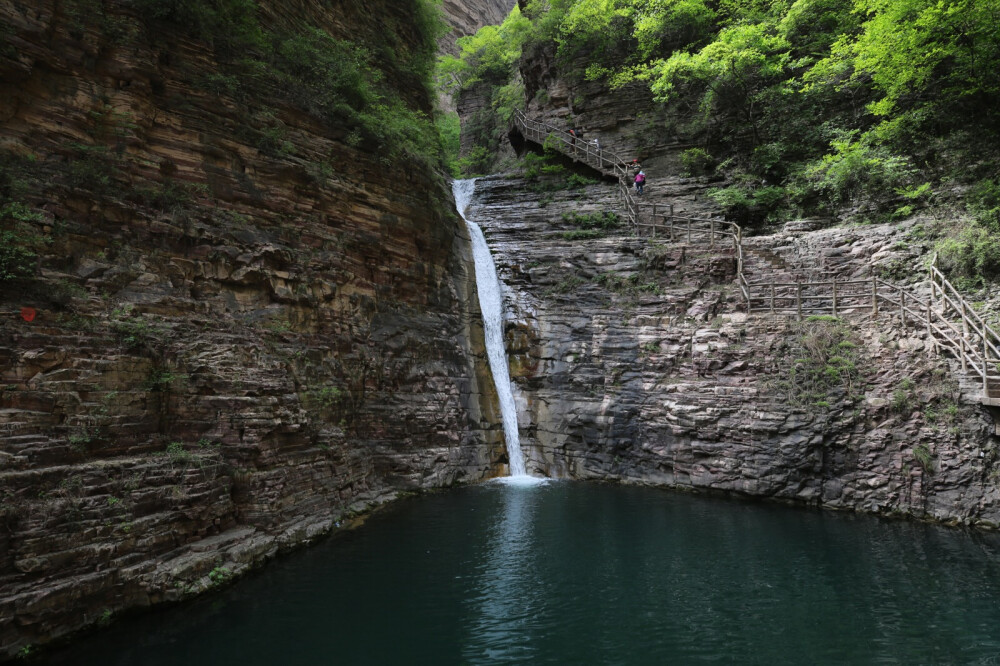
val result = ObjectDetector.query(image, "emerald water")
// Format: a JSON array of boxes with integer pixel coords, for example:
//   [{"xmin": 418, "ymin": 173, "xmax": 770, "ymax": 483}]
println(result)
[{"xmin": 42, "ymin": 482, "xmax": 1000, "ymax": 664}]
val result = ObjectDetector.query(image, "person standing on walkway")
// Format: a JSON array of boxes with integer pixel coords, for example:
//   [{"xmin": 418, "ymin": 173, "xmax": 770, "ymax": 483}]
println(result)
[{"xmin": 634, "ymin": 170, "xmax": 646, "ymax": 196}]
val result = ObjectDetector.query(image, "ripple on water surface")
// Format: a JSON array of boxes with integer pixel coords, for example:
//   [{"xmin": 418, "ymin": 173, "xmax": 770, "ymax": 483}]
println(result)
[{"xmin": 40, "ymin": 482, "xmax": 1000, "ymax": 665}]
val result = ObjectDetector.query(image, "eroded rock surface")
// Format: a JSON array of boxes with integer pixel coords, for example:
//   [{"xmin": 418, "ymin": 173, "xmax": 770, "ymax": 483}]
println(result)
[
  {"xmin": 439, "ymin": 0, "xmax": 517, "ymax": 54},
  {"xmin": 0, "ymin": 1, "xmax": 502, "ymax": 657},
  {"xmin": 468, "ymin": 172, "xmax": 1000, "ymax": 527}
]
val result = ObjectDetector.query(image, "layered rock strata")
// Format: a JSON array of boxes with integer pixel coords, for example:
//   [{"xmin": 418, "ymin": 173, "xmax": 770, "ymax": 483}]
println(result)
[
  {"xmin": 468, "ymin": 172, "xmax": 1000, "ymax": 525},
  {"xmin": 439, "ymin": 0, "xmax": 517, "ymax": 54},
  {"xmin": 0, "ymin": 0, "xmax": 501, "ymax": 658}
]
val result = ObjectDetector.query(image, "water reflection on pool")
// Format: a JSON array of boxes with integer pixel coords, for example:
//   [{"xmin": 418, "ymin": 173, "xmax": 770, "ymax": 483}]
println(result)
[{"xmin": 41, "ymin": 481, "xmax": 1000, "ymax": 664}]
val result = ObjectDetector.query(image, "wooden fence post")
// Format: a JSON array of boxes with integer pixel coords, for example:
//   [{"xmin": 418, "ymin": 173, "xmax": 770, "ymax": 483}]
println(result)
[
  {"xmin": 871, "ymin": 276, "xmax": 878, "ymax": 318},
  {"xmin": 710, "ymin": 219, "xmax": 716, "ymax": 249},
  {"xmin": 926, "ymin": 301, "xmax": 935, "ymax": 355},
  {"xmin": 985, "ymin": 334, "xmax": 990, "ymax": 395},
  {"xmin": 960, "ymin": 331, "xmax": 968, "ymax": 373},
  {"xmin": 652, "ymin": 204, "xmax": 658, "ymax": 238},
  {"xmin": 770, "ymin": 283, "xmax": 775, "ymax": 314},
  {"xmin": 796, "ymin": 282, "xmax": 803, "ymax": 321},
  {"xmin": 899, "ymin": 288, "xmax": 906, "ymax": 328},
  {"xmin": 832, "ymin": 276, "xmax": 838, "ymax": 317}
]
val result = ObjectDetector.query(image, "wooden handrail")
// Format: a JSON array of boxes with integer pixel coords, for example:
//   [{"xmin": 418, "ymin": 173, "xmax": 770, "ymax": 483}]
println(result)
[{"xmin": 513, "ymin": 110, "xmax": 1000, "ymax": 401}]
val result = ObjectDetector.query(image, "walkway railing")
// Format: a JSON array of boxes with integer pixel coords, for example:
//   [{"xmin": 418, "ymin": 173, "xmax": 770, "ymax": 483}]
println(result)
[
  {"xmin": 512, "ymin": 109, "xmax": 748, "ymax": 302},
  {"xmin": 511, "ymin": 110, "xmax": 1000, "ymax": 403}
]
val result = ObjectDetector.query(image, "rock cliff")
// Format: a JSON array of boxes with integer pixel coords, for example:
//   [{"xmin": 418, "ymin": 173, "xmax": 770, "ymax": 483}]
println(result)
[
  {"xmin": 439, "ymin": 0, "xmax": 517, "ymax": 54},
  {"xmin": 466, "ymin": 169, "xmax": 1000, "ymax": 525},
  {"xmin": 0, "ymin": 0, "xmax": 502, "ymax": 658}
]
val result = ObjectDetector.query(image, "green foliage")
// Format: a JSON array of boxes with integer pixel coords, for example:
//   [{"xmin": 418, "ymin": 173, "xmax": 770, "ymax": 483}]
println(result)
[
  {"xmin": 456, "ymin": 146, "xmax": 492, "ymax": 177},
  {"xmin": 966, "ymin": 178, "xmax": 1000, "ymax": 231},
  {"xmin": 310, "ymin": 386, "xmax": 344, "ymax": 410},
  {"xmin": 0, "ymin": 230, "xmax": 38, "ymax": 282},
  {"xmin": 144, "ymin": 368, "xmax": 180, "ymax": 392},
  {"xmin": 680, "ymin": 147, "xmax": 715, "ymax": 176},
  {"xmin": 208, "ymin": 566, "xmax": 233, "ymax": 585},
  {"xmin": 0, "ymin": 201, "xmax": 45, "ymax": 283},
  {"xmin": 67, "ymin": 144, "xmax": 122, "ymax": 194},
  {"xmin": 770, "ymin": 317, "xmax": 863, "ymax": 407},
  {"xmin": 132, "ymin": 1, "xmax": 447, "ymax": 167},
  {"xmin": 648, "ymin": 22, "xmax": 791, "ymax": 123},
  {"xmin": 166, "ymin": 441, "xmax": 188, "ymax": 459},
  {"xmin": 132, "ymin": 0, "xmax": 266, "ymax": 55},
  {"xmin": 110, "ymin": 306, "xmax": 158, "ymax": 350},
  {"xmin": 436, "ymin": 112, "xmax": 462, "ymax": 177},
  {"xmin": 546, "ymin": 274, "xmax": 587, "ymax": 295},
  {"xmin": 521, "ymin": 153, "xmax": 598, "ymax": 191},
  {"xmin": 593, "ymin": 271, "xmax": 662, "ymax": 296},
  {"xmin": 709, "ymin": 184, "xmax": 787, "ymax": 226},
  {"xmin": 799, "ymin": 136, "xmax": 914, "ymax": 212},
  {"xmin": 438, "ymin": 7, "xmax": 533, "ymax": 93},
  {"xmin": 891, "ymin": 377, "xmax": 916, "ymax": 414},
  {"xmin": 912, "ymin": 443, "xmax": 934, "ymax": 472},
  {"xmin": 934, "ymin": 225, "xmax": 1000, "ymax": 289},
  {"xmin": 265, "ymin": 28, "xmax": 439, "ymax": 163},
  {"xmin": 500, "ymin": 0, "xmax": 1000, "ymax": 237},
  {"xmin": 842, "ymin": 0, "xmax": 1000, "ymax": 120},
  {"xmin": 562, "ymin": 211, "xmax": 621, "ymax": 230}
]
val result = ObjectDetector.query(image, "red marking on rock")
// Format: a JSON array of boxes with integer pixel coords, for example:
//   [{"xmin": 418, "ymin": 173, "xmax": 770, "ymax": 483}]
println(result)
[{"xmin": 21, "ymin": 307, "xmax": 37, "ymax": 322}]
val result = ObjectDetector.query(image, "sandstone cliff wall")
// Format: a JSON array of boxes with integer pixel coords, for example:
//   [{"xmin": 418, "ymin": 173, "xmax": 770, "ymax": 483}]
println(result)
[{"xmin": 0, "ymin": 0, "xmax": 501, "ymax": 658}]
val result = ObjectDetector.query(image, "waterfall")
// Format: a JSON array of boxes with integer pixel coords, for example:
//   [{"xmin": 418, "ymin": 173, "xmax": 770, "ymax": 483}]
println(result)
[{"xmin": 453, "ymin": 179, "xmax": 530, "ymax": 478}]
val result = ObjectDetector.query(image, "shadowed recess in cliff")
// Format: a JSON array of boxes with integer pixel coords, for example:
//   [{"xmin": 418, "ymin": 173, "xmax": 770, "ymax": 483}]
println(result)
[{"xmin": 454, "ymin": 178, "xmax": 536, "ymax": 480}]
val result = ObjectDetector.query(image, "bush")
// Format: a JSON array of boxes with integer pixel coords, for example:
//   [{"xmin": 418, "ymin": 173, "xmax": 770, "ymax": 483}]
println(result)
[
  {"xmin": 436, "ymin": 112, "xmax": 461, "ymax": 177},
  {"xmin": 800, "ymin": 137, "xmax": 914, "ymax": 213},
  {"xmin": 771, "ymin": 317, "xmax": 862, "ymax": 407},
  {"xmin": 934, "ymin": 224, "xmax": 1000, "ymax": 288},
  {"xmin": 912, "ymin": 444, "xmax": 934, "ymax": 472},
  {"xmin": 967, "ymin": 178, "xmax": 1000, "ymax": 231},
  {"xmin": 0, "ymin": 231, "xmax": 37, "ymax": 282},
  {"xmin": 710, "ymin": 184, "xmax": 788, "ymax": 227},
  {"xmin": 680, "ymin": 148, "xmax": 714, "ymax": 176}
]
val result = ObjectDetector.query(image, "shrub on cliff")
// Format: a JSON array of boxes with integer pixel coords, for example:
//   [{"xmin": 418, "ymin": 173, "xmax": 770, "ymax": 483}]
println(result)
[
  {"xmin": 0, "ymin": 230, "xmax": 37, "ymax": 283},
  {"xmin": 0, "ymin": 203, "xmax": 44, "ymax": 283}
]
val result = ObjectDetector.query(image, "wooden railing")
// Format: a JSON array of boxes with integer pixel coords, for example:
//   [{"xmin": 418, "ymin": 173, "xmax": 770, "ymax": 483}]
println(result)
[
  {"xmin": 511, "ymin": 111, "xmax": 1000, "ymax": 402},
  {"xmin": 512, "ymin": 109, "xmax": 748, "ymax": 304},
  {"xmin": 929, "ymin": 255, "xmax": 1000, "ymax": 399}
]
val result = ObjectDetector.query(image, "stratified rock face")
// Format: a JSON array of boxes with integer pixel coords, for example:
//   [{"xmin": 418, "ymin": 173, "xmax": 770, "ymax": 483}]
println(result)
[
  {"xmin": 0, "ymin": 0, "xmax": 502, "ymax": 657},
  {"xmin": 468, "ymin": 172, "xmax": 1000, "ymax": 526},
  {"xmin": 439, "ymin": 0, "xmax": 517, "ymax": 54}
]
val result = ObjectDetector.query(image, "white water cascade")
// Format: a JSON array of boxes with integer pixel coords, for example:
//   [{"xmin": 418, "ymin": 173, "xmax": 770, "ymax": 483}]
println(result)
[{"xmin": 453, "ymin": 179, "xmax": 531, "ymax": 479}]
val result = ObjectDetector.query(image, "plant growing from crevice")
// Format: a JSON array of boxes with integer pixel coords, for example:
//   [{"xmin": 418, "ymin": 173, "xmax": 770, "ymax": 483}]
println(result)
[
  {"xmin": 767, "ymin": 316, "xmax": 864, "ymax": 408},
  {"xmin": 913, "ymin": 444, "xmax": 934, "ymax": 473}
]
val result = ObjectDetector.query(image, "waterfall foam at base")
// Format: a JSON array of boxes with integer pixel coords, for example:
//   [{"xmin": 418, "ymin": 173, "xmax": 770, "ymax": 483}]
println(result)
[{"xmin": 453, "ymin": 179, "xmax": 532, "ymax": 479}]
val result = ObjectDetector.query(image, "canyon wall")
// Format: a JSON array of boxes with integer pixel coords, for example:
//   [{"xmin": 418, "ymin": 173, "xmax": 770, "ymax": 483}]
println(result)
[
  {"xmin": 467, "ymin": 171, "xmax": 1000, "ymax": 525},
  {"xmin": 0, "ymin": 0, "xmax": 502, "ymax": 658},
  {"xmin": 439, "ymin": 0, "xmax": 517, "ymax": 55}
]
